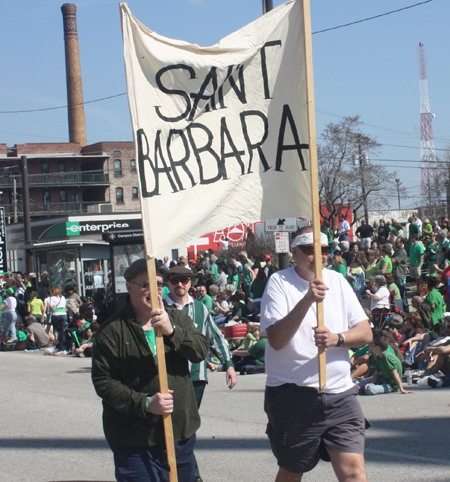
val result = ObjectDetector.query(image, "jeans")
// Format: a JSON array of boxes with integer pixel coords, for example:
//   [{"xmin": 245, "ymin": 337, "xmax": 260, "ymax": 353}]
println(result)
[
  {"xmin": 110, "ymin": 435, "xmax": 196, "ymax": 482},
  {"xmin": 395, "ymin": 278, "xmax": 409, "ymax": 312},
  {"xmin": 2, "ymin": 311, "xmax": 17, "ymax": 340},
  {"xmin": 212, "ymin": 315, "xmax": 227, "ymax": 325},
  {"xmin": 358, "ymin": 376, "xmax": 393, "ymax": 395}
]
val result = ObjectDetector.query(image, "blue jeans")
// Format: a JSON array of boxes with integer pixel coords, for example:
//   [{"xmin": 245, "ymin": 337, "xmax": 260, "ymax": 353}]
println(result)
[
  {"xmin": 358, "ymin": 376, "xmax": 393, "ymax": 395},
  {"xmin": 395, "ymin": 278, "xmax": 409, "ymax": 312},
  {"xmin": 2, "ymin": 311, "xmax": 17, "ymax": 340},
  {"xmin": 110, "ymin": 434, "xmax": 196, "ymax": 482}
]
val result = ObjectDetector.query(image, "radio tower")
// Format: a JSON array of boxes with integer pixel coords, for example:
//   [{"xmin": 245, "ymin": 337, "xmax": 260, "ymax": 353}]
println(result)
[{"xmin": 418, "ymin": 42, "xmax": 438, "ymax": 216}]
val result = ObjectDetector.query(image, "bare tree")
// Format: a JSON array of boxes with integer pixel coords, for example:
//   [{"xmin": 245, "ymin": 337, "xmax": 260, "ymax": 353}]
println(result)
[{"xmin": 318, "ymin": 115, "xmax": 403, "ymax": 229}]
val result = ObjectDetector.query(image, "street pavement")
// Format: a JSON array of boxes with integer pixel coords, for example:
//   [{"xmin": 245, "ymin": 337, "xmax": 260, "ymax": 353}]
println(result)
[{"xmin": 1, "ymin": 350, "xmax": 449, "ymax": 482}]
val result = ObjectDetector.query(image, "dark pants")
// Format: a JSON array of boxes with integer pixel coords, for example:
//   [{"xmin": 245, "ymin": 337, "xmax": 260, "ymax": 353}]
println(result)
[
  {"xmin": 110, "ymin": 435, "xmax": 196, "ymax": 482},
  {"xmin": 232, "ymin": 355, "xmax": 257, "ymax": 371},
  {"xmin": 192, "ymin": 381, "xmax": 206, "ymax": 478},
  {"xmin": 395, "ymin": 278, "xmax": 409, "ymax": 312}
]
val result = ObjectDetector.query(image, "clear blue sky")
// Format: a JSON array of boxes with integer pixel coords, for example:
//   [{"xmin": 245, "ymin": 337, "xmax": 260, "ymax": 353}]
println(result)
[{"xmin": 1, "ymin": 0, "xmax": 449, "ymax": 210}]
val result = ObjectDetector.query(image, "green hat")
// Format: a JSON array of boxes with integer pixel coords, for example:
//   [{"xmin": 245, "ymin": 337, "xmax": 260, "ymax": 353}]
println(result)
[{"xmin": 6, "ymin": 288, "xmax": 14, "ymax": 295}]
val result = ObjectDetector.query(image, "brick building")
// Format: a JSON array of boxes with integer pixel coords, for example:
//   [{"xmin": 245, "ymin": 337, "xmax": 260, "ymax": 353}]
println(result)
[{"xmin": 0, "ymin": 141, "xmax": 140, "ymax": 219}]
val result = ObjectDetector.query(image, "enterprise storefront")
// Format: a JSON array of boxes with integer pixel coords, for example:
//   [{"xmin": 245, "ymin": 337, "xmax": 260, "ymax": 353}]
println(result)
[{"xmin": 6, "ymin": 213, "xmax": 142, "ymax": 297}]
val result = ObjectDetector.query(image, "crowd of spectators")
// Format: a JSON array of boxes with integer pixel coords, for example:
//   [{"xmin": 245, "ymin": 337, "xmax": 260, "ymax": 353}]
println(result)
[
  {"xmin": 3, "ymin": 215, "xmax": 450, "ymax": 388},
  {"xmin": 323, "ymin": 213, "xmax": 450, "ymax": 390}
]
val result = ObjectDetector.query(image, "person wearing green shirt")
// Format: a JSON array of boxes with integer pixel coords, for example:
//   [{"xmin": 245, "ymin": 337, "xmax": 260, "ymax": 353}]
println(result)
[
  {"xmin": 196, "ymin": 286, "xmax": 213, "ymax": 310},
  {"xmin": 423, "ymin": 277, "xmax": 445, "ymax": 325},
  {"xmin": 423, "ymin": 218, "xmax": 433, "ymax": 237},
  {"xmin": 409, "ymin": 234, "xmax": 425, "ymax": 293},
  {"xmin": 374, "ymin": 244, "xmax": 393, "ymax": 275},
  {"xmin": 358, "ymin": 335, "xmax": 413, "ymax": 395},
  {"xmin": 408, "ymin": 216, "xmax": 420, "ymax": 241},
  {"xmin": 333, "ymin": 253, "xmax": 347, "ymax": 278},
  {"xmin": 231, "ymin": 329, "xmax": 267, "ymax": 370},
  {"xmin": 426, "ymin": 233, "xmax": 439, "ymax": 274}
]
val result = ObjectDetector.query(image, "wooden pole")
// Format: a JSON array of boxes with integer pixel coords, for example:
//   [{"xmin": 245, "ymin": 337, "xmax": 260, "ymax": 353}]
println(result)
[
  {"xmin": 302, "ymin": 0, "xmax": 326, "ymax": 390},
  {"xmin": 119, "ymin": 6, "xmax": 178, "ymax": 480},
  {"xmin": 146, "ymin": 255, "xmax": 178, "ymax": 482}
]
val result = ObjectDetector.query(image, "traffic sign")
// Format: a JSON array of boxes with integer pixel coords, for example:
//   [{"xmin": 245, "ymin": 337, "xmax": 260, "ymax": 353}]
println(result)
[
  {"xmin": 275, "ymin": 232, "xmax": 290, "ymax": 253},
  {"xmin": 265, "ymin": 217, "xmax": 297, "ymax": 232}
]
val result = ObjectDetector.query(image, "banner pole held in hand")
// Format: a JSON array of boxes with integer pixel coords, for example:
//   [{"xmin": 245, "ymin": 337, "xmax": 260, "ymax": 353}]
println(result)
[
  {"xmin": 302, "ymin": 0, "xmax": 326, "ymax": 391},
  {"xmin": 146, "ymin": 255, "xmax": 178, "ymax": 482}
]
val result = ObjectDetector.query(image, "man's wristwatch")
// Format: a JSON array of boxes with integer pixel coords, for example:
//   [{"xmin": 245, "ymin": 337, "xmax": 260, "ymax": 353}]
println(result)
[{"xmin": 336, "ymin": 333, "xmax": 346, "ymax": 347}]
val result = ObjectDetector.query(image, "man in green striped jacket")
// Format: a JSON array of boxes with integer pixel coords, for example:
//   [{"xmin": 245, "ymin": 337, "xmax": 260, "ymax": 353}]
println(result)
[{"xmin": 164, "ymin": 265, "xmax": 237, "ymax": 482}]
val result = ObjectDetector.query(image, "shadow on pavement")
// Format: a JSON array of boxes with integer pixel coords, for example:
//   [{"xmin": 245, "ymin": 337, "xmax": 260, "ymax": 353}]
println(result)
[{"xmin": 0, "ymin": 438, "xmax": 108, "ymax": 450}]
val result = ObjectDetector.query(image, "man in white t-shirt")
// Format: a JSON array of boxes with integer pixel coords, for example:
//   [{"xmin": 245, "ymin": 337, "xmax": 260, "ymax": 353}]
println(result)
[
  {"xmin": 260, "ymin": 226, "xmax": 372, "ymax": 482},
  {"xmin": 413, "ymin": 213, "xmax": 422, "ymax": 233},
  {"xmin": 337, "ymin": 214, "xmax": 350, "ymax": 242}
]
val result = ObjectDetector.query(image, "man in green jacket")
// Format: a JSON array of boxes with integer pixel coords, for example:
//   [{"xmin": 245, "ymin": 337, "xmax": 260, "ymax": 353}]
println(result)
[{"xmin": 92, "ymin": 259, "xmax": 209, "ymax": 482}]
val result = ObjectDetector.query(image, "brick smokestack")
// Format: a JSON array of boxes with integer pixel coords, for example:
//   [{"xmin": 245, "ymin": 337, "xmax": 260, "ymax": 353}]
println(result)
[{"xmin": 61, "ymin": 3, "xmax": 87, "ymax": 146}]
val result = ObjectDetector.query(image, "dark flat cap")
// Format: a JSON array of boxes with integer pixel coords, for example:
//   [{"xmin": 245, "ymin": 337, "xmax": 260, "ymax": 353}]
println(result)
[
  {"xmin": 124, "ymin": 258, "xmax": 147, "ymax": 281},
  {"xmin": 165, "ymin": 266, "xmax": 191, "ymax": 279},
  {"xmin": 365, "ymin": 276, "xmax": 375, "ymax": 283},
  {"xmin": 155, "ymin": 260, "xmax": 168, "ymax": 275}
]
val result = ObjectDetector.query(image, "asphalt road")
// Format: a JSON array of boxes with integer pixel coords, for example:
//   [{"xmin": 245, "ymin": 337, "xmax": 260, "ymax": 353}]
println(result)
[{"xmin": 1, "ymin": 351, "xmax": 449, "ymax": 482}]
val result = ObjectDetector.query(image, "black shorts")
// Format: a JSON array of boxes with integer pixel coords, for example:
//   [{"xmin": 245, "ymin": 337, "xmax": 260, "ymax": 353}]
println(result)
[{"xmin": 264, "ymin": 384, "xmax": 366, "ymax": 474}]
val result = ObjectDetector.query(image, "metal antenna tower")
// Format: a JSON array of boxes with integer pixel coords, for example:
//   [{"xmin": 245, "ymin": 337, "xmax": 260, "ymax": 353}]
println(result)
[{"xmin": 418, "ymin": 42, "xmax": 438, "ymax": 213}]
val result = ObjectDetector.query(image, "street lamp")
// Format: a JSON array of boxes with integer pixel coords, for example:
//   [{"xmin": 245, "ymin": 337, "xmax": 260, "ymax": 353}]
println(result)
[{"xmin": 395, "ymin": 179, "xmax": 401, "ymax": 210}]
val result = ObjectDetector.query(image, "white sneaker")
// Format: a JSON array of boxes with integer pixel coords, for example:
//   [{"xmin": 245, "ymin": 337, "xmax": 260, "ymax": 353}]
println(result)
[
  {"xmin": 55, "ymin": 350, "xmax": 68, "ymax": 356},
  {"xmin": 416, "ymin": 376, "xmax": 431, "ymax": 386}
]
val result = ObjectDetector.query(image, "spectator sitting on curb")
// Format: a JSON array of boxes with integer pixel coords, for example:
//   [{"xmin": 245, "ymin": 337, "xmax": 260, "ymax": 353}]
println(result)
[{"xmin": 358, "ymin": 335, "xmax": 413, "ymax": 395}]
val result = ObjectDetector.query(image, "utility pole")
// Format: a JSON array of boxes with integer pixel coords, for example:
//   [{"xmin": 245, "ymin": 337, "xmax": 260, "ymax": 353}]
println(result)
[
  {"xmin": 261, "ymin": 0, "xmax": 290, "ymax": 270},
  {"xmin": 13, "ymin": 178, "xmax": 18, "ymax": 223},
  {"xmin": 20, "ymin": 156, "xmax": 33, "ymax": 273},
  {"xmin": 353, "ymin": 135, "xmax": 369, "ymax": 223},
  {"xmin": 395, "ymin": 179, "xmax": 401, "ymax": 210},
  {"xmin": 262, "ymin": 0, "xmax": 273, "ymax": 14}
]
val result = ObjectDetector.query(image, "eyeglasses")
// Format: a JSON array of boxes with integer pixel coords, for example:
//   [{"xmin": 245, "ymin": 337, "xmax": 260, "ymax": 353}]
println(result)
[
  {"xmin": 129, "ymin": 280, "xmax": 150, "ymax": 289},
  {"xmin": 168, "ymin": 276, "xmax": 190, "ymax": 286},
  {"xmin": 128, "ymin": 280, "xmax": 164, "ymax": 289},
  {"xmin": 298, "ymin": 245, "xmax": 331, "ymax": 255}
]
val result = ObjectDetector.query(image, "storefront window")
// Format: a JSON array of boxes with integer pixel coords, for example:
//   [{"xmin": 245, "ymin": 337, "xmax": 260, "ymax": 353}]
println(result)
[
  {"xmin": 48, "ymin": 249, "xmax": 76, "ymax": 291},
  {"xmin": 83, "ymin": 260, "xmax": 105, "ymax": 294},
  {"xmin": 113, "ymin": 243, "xmax": 145, "ymax": 293}
]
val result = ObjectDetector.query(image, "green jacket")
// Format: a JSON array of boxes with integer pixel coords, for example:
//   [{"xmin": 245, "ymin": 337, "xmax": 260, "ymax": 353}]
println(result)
[{"xmin": 92, "ymin": 298, "xmax": 210, "ymax": 447}]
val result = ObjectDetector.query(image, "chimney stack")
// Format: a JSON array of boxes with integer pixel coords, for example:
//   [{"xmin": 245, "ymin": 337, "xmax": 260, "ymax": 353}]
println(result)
[{"xmin": 61, "ymin": 3, "xmax": 87, "ymax": 146}]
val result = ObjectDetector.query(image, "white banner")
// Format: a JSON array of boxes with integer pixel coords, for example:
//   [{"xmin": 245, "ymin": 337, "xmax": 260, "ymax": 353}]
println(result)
[{"xmin": 120, "ymin": 0, "xmax": 312, "ymax": 256}]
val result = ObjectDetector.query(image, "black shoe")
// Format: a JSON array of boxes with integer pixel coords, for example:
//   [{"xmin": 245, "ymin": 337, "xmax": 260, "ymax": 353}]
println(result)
[{"xmin": 427, "ymin": 377, "xmax": 439, "ymax": 388}]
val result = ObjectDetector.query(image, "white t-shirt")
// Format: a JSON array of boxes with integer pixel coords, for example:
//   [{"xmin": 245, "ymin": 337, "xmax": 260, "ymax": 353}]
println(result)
[
  {"xmin": 2, "ymin": 296, "xmax": 17, "ymax": 313},
  {"xmin": 414, "ymin": 218, "xmax": 422, "ymax": 231},
  {"xmin": 260, "ymin": 267, "xmax": 366, "ymax": 394},
  {"xmin": 338, "ymin": 220, "xmax": 350, "ymax": 235},
  {"xmin": 49, "ymin": 296, "xmax": 67, "ymax": 313},
  {"xmin": 371, "ymin": 286, "xmax": 390, "ymax": 310}
]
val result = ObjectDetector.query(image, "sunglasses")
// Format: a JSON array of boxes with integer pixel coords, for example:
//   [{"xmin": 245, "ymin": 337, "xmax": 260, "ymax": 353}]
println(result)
[
  {"xmin": 169, "ymin": 276, "xmax": 190, "ymax": 286},
  {"xmin": 298, "ymin": 245, "xmax": 330, "ymax": 255}
]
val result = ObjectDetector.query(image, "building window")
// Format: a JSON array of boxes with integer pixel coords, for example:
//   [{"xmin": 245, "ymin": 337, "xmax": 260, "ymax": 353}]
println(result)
[
  {"xmin": 116, "ymin": 187, "xmax": 124, "ymax": 203},
  {"xmin": 58, "ymin": 162, "xmax": 66, "ymax": 172},
  {"xmin": 60, "ymin": 190, "xmax": 67, "ymax": 203},
  {"xmin": 114, "ymin": 159, "xmax": 122, "ymax": 176},
  {"xmin": 132, "ymin": 187, "xmax": 139, "ymax": 199},
  {"xmin": 113, "ymin": 150, "xmax": 121, "ymax": 156},
  {"xmin": 43, "ymin": 190, "xmax": 50, "ymax": 204},
  {"xmin": 130, "ymin": 159, "xmax": 136, "ymax": 171},
  {"xmin": 41, "ymin": 162, "xmax": 49, "ymax": 174}
]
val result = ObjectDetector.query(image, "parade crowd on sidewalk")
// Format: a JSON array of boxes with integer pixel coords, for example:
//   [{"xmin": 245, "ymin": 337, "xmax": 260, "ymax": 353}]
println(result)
[{"xmin": 2, "ymin": 213, "xmax": 450, "ymax": 393}]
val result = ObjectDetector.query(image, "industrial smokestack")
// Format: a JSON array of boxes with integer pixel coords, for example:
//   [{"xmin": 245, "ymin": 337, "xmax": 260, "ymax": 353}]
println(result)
[{"xmin": 61, "ymin": 3, "xmax": 87, "ymax": 146}]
